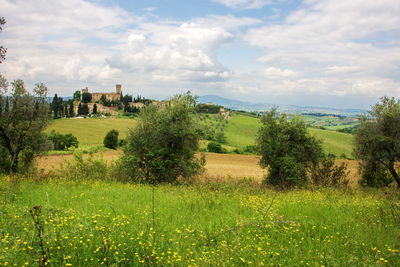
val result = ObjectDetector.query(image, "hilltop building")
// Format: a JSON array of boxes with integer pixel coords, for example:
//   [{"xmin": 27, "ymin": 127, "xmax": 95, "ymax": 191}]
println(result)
[{"xmin": 82, "ymin": 84, "xmax": 122, "ymax": 102}]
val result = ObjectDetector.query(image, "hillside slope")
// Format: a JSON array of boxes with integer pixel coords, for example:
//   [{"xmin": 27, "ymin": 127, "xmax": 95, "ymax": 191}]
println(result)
[{"xmin": 225, "ymin": 115, "xmax": 354, "ymax": 158}]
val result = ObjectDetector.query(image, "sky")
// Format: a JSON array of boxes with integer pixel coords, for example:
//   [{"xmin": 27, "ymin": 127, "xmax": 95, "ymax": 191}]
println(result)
[{"xmin": 1, "ymin": 0, "xmax": 400, "ymax": 109}]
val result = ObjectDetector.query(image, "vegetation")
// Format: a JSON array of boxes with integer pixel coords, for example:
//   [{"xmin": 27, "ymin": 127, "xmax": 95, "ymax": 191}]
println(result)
[
  {"xmin": 73, "ymin": 90, "xmax": 81, "ymax": 101},
  {"xmin": 0, "ymin": 77, "xmax": 50, "ymax": 173},
  {"xmin": 81, "ymin": 92, "xmax": 92, "ymax": 104},
  {"xmin": 355, "ymin": 97, "xmax": 400, "ymax": 187},
  {"xmin": 48, "ymin": 131, "xmax": 79, "ymax": 150},
  {"xmin": 119, "ymin": 93, "xmax": 204, "ymax": 183},
  {"xmin": 195, "ymin": 113, "xmax": 227, "ymax": 143},
  {"xmin": 256, "ymin": 110, "xmax": 325, "ymax": 187},
  {"xmin": 103, "ymin": 129, "xmax": 119, "ymax": 149},
  {"xmin": 207, "ymin": 141, "xmax": 223, "ymax": 153},
  {"xmin": 0, "ymin": 176, "xmax": 398, "ymax": 266},
  {"xmin": 46, "ymin": 118, "xmax": 133, "ymax": 147},
  {"xmin": 0, "ymin": 17, "xmax": 6, "ymax": 63},
  {"xmin": 195, "ymin": 103, "xmax": 222, "ymax": 114}
]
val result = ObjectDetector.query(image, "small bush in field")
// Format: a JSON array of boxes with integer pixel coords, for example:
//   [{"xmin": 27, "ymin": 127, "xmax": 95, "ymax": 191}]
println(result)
[
  {"xmin": 310, "ymin": 154, "xmax": 349, "ymax": 186},
  {"xmin": 207, "ymin": 142, "xmax": 223, "ymax": 153},
  {"xmin": 103, "ymin": 129, "xmax": 119, "ymax": 149}
]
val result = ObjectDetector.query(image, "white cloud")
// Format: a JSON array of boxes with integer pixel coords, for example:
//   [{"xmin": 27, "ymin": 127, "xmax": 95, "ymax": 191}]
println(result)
[
  {"xmin": 0, "ymin": 0, "xmax": 260, "ymax": 96},
  {"xmin": 212, "ymin": 0, "xmax": 279, "ymax": 9},
  {"xmin": 243, "ymin": 0, "xmax": 400, "ymax": 99}
]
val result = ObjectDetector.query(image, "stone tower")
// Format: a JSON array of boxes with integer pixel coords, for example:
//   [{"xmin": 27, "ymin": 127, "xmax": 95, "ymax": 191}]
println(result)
[{"xmin": 116, "ymin": 84, "xmax": 122, "ymax": 95}]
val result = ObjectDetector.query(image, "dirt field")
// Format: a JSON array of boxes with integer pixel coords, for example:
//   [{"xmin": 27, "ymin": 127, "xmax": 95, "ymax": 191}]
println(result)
[{"xmin": 36, "ymin": 152, "xmax": 361, "ymax": 184}]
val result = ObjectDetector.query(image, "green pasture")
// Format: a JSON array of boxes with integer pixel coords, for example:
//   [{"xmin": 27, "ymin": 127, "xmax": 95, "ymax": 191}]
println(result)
[
  {"xmin": 46, "ymin": 118, "xmax": 136, "ymax": 146},
  {"xmin": 0, "ymin": 179, "xmax": 398, "ymax": 266},
  {"xmin": 46, "ymin": 114, "xmax": 354, "ymax": 157},
  {"xmin": 225, "ymin": 115, "xmax": 354, "ymax": 158}
]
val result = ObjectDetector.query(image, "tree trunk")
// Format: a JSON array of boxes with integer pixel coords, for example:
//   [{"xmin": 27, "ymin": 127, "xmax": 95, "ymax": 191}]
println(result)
[
  {"xmin": 388, "ymin": 161, "xmax": 400, "ymax": 187},
  {"xmin": 10, "ymin": 151, "xmax": 19, "ymax": 173}
]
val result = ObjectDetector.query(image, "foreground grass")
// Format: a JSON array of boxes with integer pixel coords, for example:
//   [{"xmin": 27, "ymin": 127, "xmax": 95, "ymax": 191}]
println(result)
[{"xmin": 1, "ymin": 179, "xmax": 399, "ymax": 266}]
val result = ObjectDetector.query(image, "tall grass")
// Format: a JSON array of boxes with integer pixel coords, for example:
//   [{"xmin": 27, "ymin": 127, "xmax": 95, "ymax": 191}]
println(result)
[{"xmin": 0, "ymin": 176, "xmax": 398, "ymax": 266}]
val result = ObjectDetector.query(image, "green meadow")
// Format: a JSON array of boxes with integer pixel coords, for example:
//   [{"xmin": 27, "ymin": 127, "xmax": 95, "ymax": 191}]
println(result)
[
  {"xmin": 46, "ymin": 118, "xmax": 136, "ymax": 147},
  {"xmin": 1, "ymin": 179, "xmax": 398, "ymax": 266},
  {"xmin": 46, "ymin": 114, "xmax": 354, "ymax": 157},
  {"xmin": 225, "ymin": 115, "xmax": 354, "ymax": 158}
]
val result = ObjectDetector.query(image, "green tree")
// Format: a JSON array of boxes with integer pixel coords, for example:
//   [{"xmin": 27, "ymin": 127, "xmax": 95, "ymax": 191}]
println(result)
[
  {"xmin": 68, "ymin": 100, "xmax": 74, "ymax": 117},
  {"xmin": 256, "ymin": 109, "xmax": 324, "ymax": 187},
  {"xmin": 354, "ymin": 96, "xmax": 400, "ymax": 187},
  {"xmin": 48, "ymin": 131, "xmax": 79, "ymax": 150},
  {"xmin": 77, "ymin": 102, "xmax": 82, "ymax": 115},
  {"xmin": 73, "ymin": 90, "xmax": 81, "ymax": 101},
  {"xmin": 0, "ymin": 17, "xmax": 6, "ymax": 63},
  {"xmin": 207, "ymin": 141, "xmax": 223, "ymax": 153},
  {"xmin": 119, "ymin": 92, "xmax": 205, "ymax": 183},
  {"xmin": 103, "ymin": 129, "xmax": 119, "ymax": 149},
  {"xmin": 81, "ymin": 92, "xmax": 92, "ymax": 103},
  {"xmin": 0, "ymin": 76, "xmax": 50, "ymax": 172},
  {"xmin": 80, "ymin": 103, "xmax": 89, "ymax": 115}
]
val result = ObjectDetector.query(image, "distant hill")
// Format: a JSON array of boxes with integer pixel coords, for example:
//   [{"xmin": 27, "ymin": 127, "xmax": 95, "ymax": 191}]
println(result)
[{"xmin": 198, "ymin": 95, "xmax": 366, "ymax": 116}]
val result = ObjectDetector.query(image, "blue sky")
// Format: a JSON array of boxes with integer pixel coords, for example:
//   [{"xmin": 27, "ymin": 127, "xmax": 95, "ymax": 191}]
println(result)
[{"xmin": 1, "ymin": 0, "xmax": 400, "ymax": 109}]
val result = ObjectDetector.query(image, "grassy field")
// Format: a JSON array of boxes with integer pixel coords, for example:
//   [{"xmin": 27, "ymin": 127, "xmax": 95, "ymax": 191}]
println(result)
[
  {"xmin": 225, "ymin": 115, "xmax": 354, "ymax": 158},
  {"xmin": 46, "ymin": 118, "xmax": 135, "ymax": 147},
  {"xmin": 46, "ymin": 115, "xmax": 354, "ymax": 157},
  {"xmin": 1, "ymin": 179, "xmax": 398, "ymax": 266}
]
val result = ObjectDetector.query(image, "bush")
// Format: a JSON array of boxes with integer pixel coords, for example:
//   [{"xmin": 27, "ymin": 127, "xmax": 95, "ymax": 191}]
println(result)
[
  {"xmin": 256, "ymin": 109, "xmax": 324, "ymax": 188},
  {"xmin": 48, "ymin": 131, "xmax": 79, "ymax": 150},
  {"xmin": 207, "ymin": 142, "xmax": 223, "ymax": 153},
  {"xmin": 103, "ymin": 129, "xmax": 119, "ymax": 149},
  {"xmin": 118, "ymin": 92, "xmax": 205, "ymax": 184},
  {"xmin": 310, "ymin": 154, "xmax": 349, "ymax": 186},
  {"xmin": 359, "ymin": 160, "xmax": 393, "ymax": 187},
  {"xmin": 58, "ymin": 152, "xmax": 111, "ymax": 182}
]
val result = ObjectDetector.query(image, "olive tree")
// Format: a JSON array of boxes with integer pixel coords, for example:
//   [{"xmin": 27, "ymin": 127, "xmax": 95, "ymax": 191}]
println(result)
[
  {"xmin": 354, "ymin": 96, "xmax": 400, "ymax": 187},
  {"xmin": 118, "ymin": 92, "xmax": 204, "ymax": 184},
  {"xmin": 256, "ymin": 109, "xmax": 324, "ymax": 187},
  {"xmin": 0, "ymin": 75, "xmax": 50, "ymax": 173}
]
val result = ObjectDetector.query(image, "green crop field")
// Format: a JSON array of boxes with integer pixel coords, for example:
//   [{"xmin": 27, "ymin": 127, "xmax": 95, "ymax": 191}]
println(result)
[
  {"xmin": 46, "ymin": 118, "xmax": 136, "ymax": 147},
  {"xmin": 225, "ymin": 114, "xmax": 354, "ymax": 158},
  {"xmin": 0, "ymin": 179, "xmax": 398, "ymax": 266}
]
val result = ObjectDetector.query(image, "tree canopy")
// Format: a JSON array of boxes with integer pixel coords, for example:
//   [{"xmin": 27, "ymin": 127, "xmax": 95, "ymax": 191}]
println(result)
[
  {"xmin": 0, "ymin": 75, "xmax": 50, "ymax": 173},
  {"xmin": 354, "ymin": 96, "xmax": 400, "ymax": 187},
  {"xmin": 256, "ymin": 109, "xmax": 324, "ymax": 187},
  {"xmin": 0, "ymin": 17, "xmax": 6, "ymax": 63},
  {"xmin": 118, "ymin": 92, "xmax": 204, "ymax": 183}
]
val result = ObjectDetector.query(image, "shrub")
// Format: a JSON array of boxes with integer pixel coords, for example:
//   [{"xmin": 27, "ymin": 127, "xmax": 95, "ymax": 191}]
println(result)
[
  {"xmin": 310, "ymin": 154, "xmax": 349, "ymax": 186},
  {"xmin": 58, "ymin": 152, "xmax": 110, "ymax": 182},
  {"xmin": 48, "ymin": 131, "xmax": 79, "ymax": 150},
  {"xmin": 103, "ymin": 129, "xmax": 119, "ymax": 149},
  {"xmin": 359, "ymin": 160, "xmax": 393, "ymax": 187},
  {"xmin": 256, "ymin": 109, "xmax": 324, "ymax": 188},
  {"xmin": 207, "ymin": 142, "xmax": 223, "ymax": 153},
  {"xmin": 118, "ymin": 92, "xmax": 205, "ymax": 184}
]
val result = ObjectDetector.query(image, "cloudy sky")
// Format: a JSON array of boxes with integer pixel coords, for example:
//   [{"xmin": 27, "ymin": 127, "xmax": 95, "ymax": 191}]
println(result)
[{"xmin": 1, "ymin": 0, "xmax": 400, "ymax": 108}]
